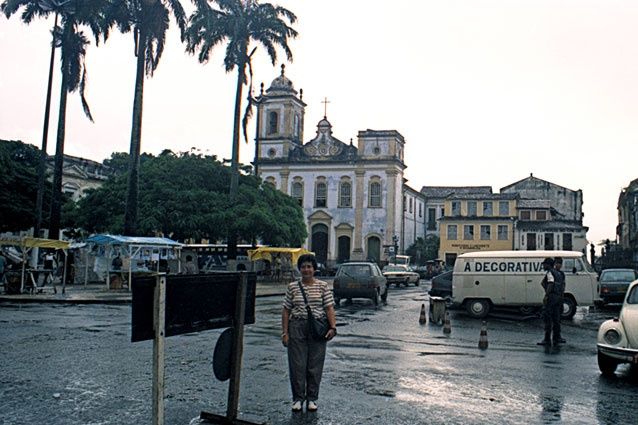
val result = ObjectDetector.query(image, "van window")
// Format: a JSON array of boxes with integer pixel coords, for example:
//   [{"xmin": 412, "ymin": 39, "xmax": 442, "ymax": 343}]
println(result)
[{"xmin": 563, "ymin": 258, "xmax": 584, "ymax": 272}]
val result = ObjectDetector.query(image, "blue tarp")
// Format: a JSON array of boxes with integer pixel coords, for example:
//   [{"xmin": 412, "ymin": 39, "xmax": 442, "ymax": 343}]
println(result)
[{"xmin": 86, "ymin": 234, "xmax": 182, "ymax": 247}]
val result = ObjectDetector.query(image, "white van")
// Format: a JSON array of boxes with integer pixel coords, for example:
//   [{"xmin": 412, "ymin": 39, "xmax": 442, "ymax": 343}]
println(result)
[{"xmin": 451, "ymin": 250, "xmax": 599, "ymax": 319}]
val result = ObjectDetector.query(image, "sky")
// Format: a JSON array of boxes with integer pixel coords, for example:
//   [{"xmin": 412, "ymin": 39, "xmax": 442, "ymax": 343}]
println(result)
[{"xmin": 1, "ymin": 0, "xmax": 637, "ymax": 249}]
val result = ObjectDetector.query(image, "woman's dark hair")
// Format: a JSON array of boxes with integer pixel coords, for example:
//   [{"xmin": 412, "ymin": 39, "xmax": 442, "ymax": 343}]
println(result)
[{"xmin": 297, "ymin": 253, "xmax": 317, "ymax": 270}]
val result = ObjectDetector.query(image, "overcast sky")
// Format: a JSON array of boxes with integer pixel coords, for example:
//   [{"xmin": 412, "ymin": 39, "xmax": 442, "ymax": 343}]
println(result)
[{"xmin": 1, "ymin": 0, "xmax": 637, "ymax": 248}]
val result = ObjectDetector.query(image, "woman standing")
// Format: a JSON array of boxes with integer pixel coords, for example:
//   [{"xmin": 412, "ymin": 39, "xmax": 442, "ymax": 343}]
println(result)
[{"xmin": 282, "ymin": 254, "xmax": 337, "ymax": 412}]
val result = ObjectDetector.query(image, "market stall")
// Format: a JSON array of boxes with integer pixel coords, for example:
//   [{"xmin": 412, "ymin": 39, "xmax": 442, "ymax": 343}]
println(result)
[
  {"xmin": 0, "ymin": 236, "xmax": 70, "ymax": 294},
  {"xmin": 86, "ymin": 234, "xmax": 183, "ymax": 290},
  {"xmin": 247, "ymin": 247, "xmax": 313, "ymax": 281}
]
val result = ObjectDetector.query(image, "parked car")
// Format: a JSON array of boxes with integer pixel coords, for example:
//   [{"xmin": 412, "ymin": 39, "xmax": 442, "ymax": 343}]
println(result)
[
  {"xmin": 333, "ymin": 261, "xmax": 388, "ymax": 306},
  {"xmin": 428, "ymin": 270, "xmax": 453, "ymax": 299},
  {"xmin": 382, "ymin": 264, "xmax": 420, "ymax": 287},
  {"xmin": 597, "ymin": 268, "xmax": 638, "ymax": 305},
  {"xmin": 596, "ymin": 278, "xmax": 638, "ymax": 375}
]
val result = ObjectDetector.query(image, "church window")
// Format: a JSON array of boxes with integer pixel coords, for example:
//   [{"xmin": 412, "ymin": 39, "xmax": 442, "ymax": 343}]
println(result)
[
  {"xmin": 409, "ymin": 198, "xmax": 413, "ymax": 213},
  {"xmin": 369, "ymin": 181, "xmax": 382, "ymax": 208},
  {"xmin": 339, "ymin": 181, "xmax": 352, "ymax": 208},
  {"xmin": 292, "ymin": 181, "xmax": 303, "ymax": 206},
  {"xmin": 315, "ymin": 181, "xmax": 327, "ymax": 208},
  {"xmin": 403, "ymin": 196, "xmax": 407, "ymax": 211},
  {"xmin": 419, "ymin": 203, "xmax": 422, "ymax": 218},
  {"xmin": 268, "ymin": 111, "xmax": 278, "ymax": 135}
]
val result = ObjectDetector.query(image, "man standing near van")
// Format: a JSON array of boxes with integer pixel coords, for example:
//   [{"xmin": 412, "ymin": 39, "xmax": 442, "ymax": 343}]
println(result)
[
  {"xmin": 538, "ymin": 257, "xmax": 563, "ymax": 346},
  {"xmin": 553, "ymin": 257, "xmax": 567, "ymax": 343}
]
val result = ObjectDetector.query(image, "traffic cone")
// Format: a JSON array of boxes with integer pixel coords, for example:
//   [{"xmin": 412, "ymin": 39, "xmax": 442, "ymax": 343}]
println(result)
[
  {"xmin": 419, "ymin": 303, "xmax": 427, "ymax": 325},
  {"xmin": 478, "ymin": 321, "xmax": 489, "ymax": 350},
  {"xmin": 443, "ymin": 311, "xmax": 451, "ymax": 334}
]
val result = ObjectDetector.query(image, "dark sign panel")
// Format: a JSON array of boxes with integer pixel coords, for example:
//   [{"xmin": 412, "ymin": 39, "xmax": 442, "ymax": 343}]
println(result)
[{"xmin": 131, "ymin": 273, "xmax": 256, "ymax": 342}]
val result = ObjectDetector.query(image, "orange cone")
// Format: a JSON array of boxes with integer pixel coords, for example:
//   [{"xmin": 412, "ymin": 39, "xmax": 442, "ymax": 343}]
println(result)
[
  {"xmin": 478, "ymin": 321, "xmax": 488, "ymax": 350},
  {"xmin": 443, "ymin": 311, "xmax": 451, "ymax": 334},
  {"xmin": 419, "ymin": 303, "xmax": 427, "ymax": 325}
]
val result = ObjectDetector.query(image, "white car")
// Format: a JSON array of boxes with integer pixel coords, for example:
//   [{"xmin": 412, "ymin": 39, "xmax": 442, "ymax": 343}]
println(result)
[
  {"xmin": 382, "ymin": 264, "xmax": 420, "ymax": 287},
  {"xmin": 597, "ymin": 278, "xmax": 638, "ymax": 375}
]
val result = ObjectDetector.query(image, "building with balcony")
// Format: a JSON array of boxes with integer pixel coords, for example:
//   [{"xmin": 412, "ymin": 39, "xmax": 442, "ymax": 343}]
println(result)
[{"xmin": 617, "ymin": 178, "xmax": 638, "ymax": 266}]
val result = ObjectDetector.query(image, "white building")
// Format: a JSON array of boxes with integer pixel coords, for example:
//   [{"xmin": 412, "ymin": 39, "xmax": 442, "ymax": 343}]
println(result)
[{"xmin": 255, "ymin": 66, "xmax": 424, "ymax": 267}]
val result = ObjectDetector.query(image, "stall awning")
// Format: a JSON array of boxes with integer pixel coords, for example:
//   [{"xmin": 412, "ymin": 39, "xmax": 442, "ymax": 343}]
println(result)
[
  {"xmin": 247, "ymin": 247, "xmax": 313, "ymax": 266},
  {"xmin": 0, "ymin": 237, "xmax": 70, "ymax": 250},
  {"xmin": 86, "ymin": 234, "xmax": 182, "ymax": 247}
]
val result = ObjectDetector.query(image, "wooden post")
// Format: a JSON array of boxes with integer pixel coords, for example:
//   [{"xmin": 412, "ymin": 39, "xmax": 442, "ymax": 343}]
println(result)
[
  {"xmin": 226, "ymin": 273, "xmax": 248, "ymax": 420},
  {"xmin": 152, "ymin": 274, "xmax": 166, "ymax": 425}
]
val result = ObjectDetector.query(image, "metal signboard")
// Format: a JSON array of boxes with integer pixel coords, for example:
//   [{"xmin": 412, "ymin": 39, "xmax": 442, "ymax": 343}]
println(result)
[{"xmin": 131, "ymin": 272, "xmax": 256, "ymax": 342}]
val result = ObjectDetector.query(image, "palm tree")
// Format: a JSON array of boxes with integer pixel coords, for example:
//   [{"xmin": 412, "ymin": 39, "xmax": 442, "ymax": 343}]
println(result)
[
  {"xmin": 117, "ymin": 0, "xmax": 186, "ymax": 236},
  {"xmin": 184, "ymin": 0, "xmax": 297, "ymax": 260},
  {"xmin": 2, "ymin": 0, "xmax": 114, "ymax": 240}
]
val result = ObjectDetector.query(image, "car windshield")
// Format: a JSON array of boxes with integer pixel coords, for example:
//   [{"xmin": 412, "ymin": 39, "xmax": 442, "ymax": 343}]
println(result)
[
  {"xmin": 338, "ymin": 265, "xmax": 371, "ymax": 277},
  {"xmin": 627, "ymin": 285, "xmax": 638, "ymax": 304},
  {"xmin": 384, "ymin": 266, "xmax": 406, "ymax": 272},
  {"xmin": 601, "ymin": 270, "xmax": 637, "ymax": 282}
]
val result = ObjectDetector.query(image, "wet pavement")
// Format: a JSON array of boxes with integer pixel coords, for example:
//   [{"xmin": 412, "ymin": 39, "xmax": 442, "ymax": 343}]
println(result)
[{"xmin": 1, "ymin": 281, "xmax": 637, "ymax": 424}]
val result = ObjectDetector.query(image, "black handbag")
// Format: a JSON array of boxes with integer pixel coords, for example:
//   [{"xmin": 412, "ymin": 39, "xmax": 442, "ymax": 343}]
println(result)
[{"xmin": 297, "ymin": 281, "xmax": 329, "ymax": 340}]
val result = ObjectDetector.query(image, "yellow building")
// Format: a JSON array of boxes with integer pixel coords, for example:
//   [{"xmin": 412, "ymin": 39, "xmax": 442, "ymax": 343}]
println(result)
[{"xmin": 438, "ymin": 193, "xmax": 519, "ymax": 266}]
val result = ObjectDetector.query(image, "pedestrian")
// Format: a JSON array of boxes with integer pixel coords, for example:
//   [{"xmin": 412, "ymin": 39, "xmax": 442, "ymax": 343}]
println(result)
[
  {"xmin": 553, "ymin": 257, "xmax": 567, "ymax": 344},
  {"xmin": 537, "ymin": 257, "xmax": 563, "ymax": 346},
  {"xmin": 183, "ymin": 255, "xmax": 197, "ymax": 274},
  {"xmin": 281, "ymin": 253, "xmax": 337, "ymax": 412},
  {"xmin": 44, "ymin": 251, "xmax": 55, "ymax": 270},
  {"xmin": 111, "ymin": 253, "xmax": 123, "ymax": 271}
]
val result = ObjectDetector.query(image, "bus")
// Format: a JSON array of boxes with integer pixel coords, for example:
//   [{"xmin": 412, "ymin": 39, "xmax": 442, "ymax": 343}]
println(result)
[{"xmin": 182, "ymin": 244, "xmax": 260, "ymax": 272}]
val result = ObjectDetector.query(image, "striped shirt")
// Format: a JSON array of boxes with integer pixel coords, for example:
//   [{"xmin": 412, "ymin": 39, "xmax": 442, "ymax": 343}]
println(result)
[{"xmin": 283, "ymin": 280, "xmax": 334, "ymax": 319}]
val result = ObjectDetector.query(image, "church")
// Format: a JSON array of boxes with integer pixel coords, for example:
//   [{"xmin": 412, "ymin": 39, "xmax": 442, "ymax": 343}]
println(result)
[{"xmin": 254, "ymin": 66, "xmax": 425, "ymax": 268}]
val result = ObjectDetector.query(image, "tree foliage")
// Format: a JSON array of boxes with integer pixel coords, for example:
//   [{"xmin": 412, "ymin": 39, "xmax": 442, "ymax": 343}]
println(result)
[
  {"xmin": 0, "ymin": 140, "xmax": 55, "ymax": 232},
  {"xmin": 406, "ymin": 235, "xmax": 440, "ymax": 265},
  {"xmin": 68, "ymin": 151, "xmax": 307, "ymax": 245}
]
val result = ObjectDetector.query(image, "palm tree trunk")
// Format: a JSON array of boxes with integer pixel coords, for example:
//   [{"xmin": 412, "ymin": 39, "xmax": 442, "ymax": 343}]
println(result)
[
  {"xmin": 124, "ymin": 29, "xmax": 146, "ymax": 236},
  {"xmin": 227, "ymin": 60, "xmax": 246, "ymax": 261},
  {"xmin": 34, "ymin": 12, "xmax": 58, "ymax": 238},
  {"xmin": 49, "ymin": 61, "xmax": 69, "ymax": 241}
]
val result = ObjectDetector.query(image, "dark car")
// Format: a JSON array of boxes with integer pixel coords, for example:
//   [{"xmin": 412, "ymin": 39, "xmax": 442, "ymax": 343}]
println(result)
[
  {"xmin": 428, "ymin": 270, "xmax": 453, "ymax": 299},
  {"xmin": 597, "ymin": 268, "xmax": 638, "ymax": 305},
  {"xmin": 333, "ymin": 262, "xmax": 388, "ymax": 306}
]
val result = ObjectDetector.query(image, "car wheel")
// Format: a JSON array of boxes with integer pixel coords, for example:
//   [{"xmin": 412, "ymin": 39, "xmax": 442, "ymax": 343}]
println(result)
[
  {"xmin": 372, "ymin": 289, "xmax": 379, "ymax": 306},
  {"xmin": 561, "ymin": 296, "xmax": 577, "ymax": 320},
  {"xmin": 466, "ymin": 299, "xmax": 490, "ymax": 319},
  {"xmin": 414, "ymin": 278, "xmax": 420, "ymax": 286},
  {"xmin": 597, "ymin": 351, "xmax": 618, "ymax": 376},
  {"xmin": 381, "ymin": 287, "xmax": 388, "ymax": 302}
]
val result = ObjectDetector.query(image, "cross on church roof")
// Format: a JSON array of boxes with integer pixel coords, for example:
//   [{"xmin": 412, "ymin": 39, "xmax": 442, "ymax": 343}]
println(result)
[{"xmin": 321, "ymin": 97, "xmax": 330, "ymax": 119}]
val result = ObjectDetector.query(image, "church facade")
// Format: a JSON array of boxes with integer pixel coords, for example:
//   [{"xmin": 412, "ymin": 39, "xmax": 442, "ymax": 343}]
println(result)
[{"xmin": 255, "ymin": 67, "xmax": 425, "ymax": 267}]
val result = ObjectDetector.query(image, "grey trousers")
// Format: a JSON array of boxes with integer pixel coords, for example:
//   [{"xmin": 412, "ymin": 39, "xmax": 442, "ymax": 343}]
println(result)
[{"xmin": 287, "ymin": 319, "xmax": 327, "ymax": 402}]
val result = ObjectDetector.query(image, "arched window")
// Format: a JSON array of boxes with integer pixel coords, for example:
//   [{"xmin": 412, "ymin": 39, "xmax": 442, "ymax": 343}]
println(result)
[
  {"xmin": 369, "ymin": 181, "xmax": 382, "ymax": 207},
  {"xmin": 315, "ymin": 181, "xmax": 327, "ymax": 208},
  {"xmin": 294, "ymin": 114, "xmax": 300, "ymax": 139},
  {"xmin": 291, "ymin": 181, "xmax": 303, "ymax": 206},
  {"xmin": 339, "ymin": 180, "xmax": 352, "ymax": 208},
  {"xmin": 268, "ymin": 111, "xmax": 278, "ymax": 135}
]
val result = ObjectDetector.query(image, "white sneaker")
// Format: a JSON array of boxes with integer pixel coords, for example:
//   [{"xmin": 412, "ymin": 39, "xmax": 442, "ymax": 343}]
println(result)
[
  {"xmin": 307, "ymin": 400, "xmax": 318, "ymax": 411},
  {"xmin": 291, "ymin": 401, "xmax": 302, "ymax": 412}
]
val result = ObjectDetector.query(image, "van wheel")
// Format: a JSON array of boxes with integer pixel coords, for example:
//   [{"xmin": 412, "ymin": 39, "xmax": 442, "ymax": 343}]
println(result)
[
  {"xmin": 598, "ymin": 352, "xmax": 618, "ymax": 376},
  {"xmin": 466, "ymin": 299, "xmax": 490, "ymax": 319},
  {"xmin": 561, "ymin": 296, "xmax": 577, "ymax": 319}
]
